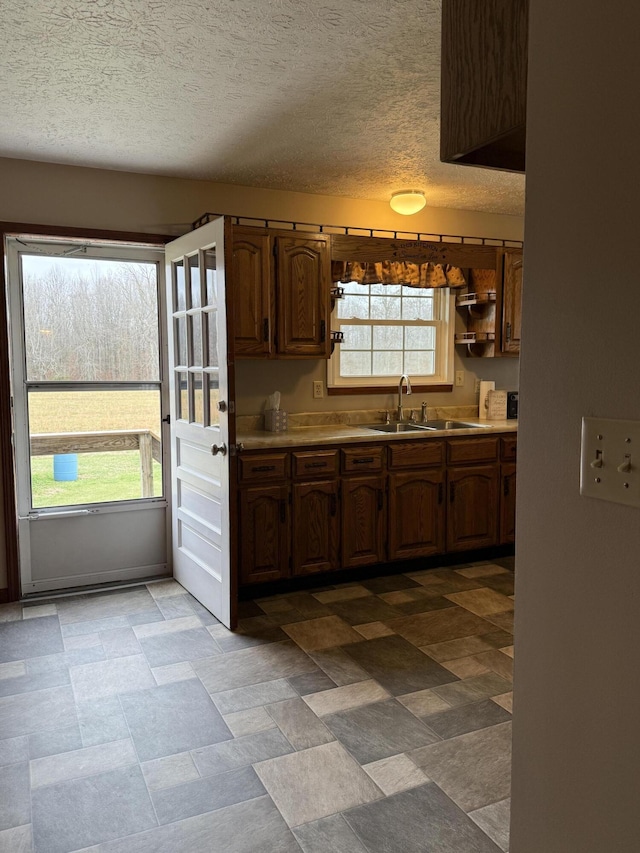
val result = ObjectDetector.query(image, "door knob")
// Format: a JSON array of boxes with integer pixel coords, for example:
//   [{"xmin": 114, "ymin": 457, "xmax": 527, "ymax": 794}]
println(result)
[
  {"xmin": 211, "ymin": 444, "xmax": 227, "ymax": 456},
  {"xmin": 217, "ymin": 401, "xmax": 227, "ymax": 412}
]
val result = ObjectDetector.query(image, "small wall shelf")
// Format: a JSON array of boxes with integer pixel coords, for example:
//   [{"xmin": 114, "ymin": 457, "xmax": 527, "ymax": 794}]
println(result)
[
  {"xmin": 456, "ymin": 291, "xmax": 496, "ymax": 308},
  {"xmin": 455, "ymin": 331, "xmax": 495, "ymax": 344}
]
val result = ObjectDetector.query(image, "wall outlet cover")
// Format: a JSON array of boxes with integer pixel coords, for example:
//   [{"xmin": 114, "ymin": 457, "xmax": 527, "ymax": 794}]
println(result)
[
  {"xmin": 313, "ymin": 380, "xmax": 324, "ymax": 398},
  {"xmin": 455, "ymin": 370, "xmax": 465, "ymax": 387}
]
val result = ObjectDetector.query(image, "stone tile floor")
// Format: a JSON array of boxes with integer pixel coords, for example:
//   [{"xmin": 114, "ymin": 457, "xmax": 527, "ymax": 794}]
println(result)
[{"xmin": 0, "ymin": 557, "xmax": 514, "ymax": 853}]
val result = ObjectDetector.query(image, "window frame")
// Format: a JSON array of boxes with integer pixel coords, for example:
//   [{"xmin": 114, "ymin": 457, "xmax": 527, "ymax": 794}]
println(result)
[{"xmin": 327, "ymin": 284, "xmax": 455, "ymax": 393}]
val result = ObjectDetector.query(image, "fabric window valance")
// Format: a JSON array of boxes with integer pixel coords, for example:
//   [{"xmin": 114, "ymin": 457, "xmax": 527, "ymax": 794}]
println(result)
[{"xmin": 331, "ymin": 260, "xmax": 466, "ymax": 288}]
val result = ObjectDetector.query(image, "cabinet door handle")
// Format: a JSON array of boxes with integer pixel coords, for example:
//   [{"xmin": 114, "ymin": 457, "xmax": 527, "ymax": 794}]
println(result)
[
  {"xmin": 279, "ymin": 500, "xmax": 287, "ymax": 523},
  {"xmin": 320, "ymin": 320, "xmax": 326, "ymax": 343},
  {"xmin": 506, "ymin": 322, "xmax": 512, "ymax": 343},
  {"xmin": 504, "ymin": 478, "xmax": 510, "ymax": 497},
  {"xmin": 330, "ymin": 493, "xmax": 337, "ymax": 516},
  {"xmin": 377, "ymin": 489, "xmax": 384, "ymax": 511},
  {"xmin": 263, "ymin": 318, "xmax": 270, "ymax": 342},
  {"xmin": 438, "ymin": 483, "xmax": 444, "ymax": 504},
  {"xmin": 449, "ymin": 482, "xmax": 456, "ymax": 503}
]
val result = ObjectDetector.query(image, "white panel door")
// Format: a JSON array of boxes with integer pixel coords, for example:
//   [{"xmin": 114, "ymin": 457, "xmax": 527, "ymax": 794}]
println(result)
[{"xmin": 165, "ymin": 217, "xmax": 234, "ymax": 627}]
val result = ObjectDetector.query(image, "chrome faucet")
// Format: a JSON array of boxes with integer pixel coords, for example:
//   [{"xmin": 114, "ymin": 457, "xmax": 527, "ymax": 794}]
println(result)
[{"xmin": 397, "ymin": 374, "xmax": 412, "ymax": 421}]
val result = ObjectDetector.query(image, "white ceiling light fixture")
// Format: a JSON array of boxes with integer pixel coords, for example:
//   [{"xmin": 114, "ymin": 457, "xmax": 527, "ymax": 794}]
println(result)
[{"xmin": 390, "ymin": 190, "xmax": 427, "ymax": 215}]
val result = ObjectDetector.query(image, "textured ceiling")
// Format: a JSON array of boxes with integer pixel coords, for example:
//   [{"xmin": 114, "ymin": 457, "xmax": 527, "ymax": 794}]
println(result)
[{"xmin": 0, "ymin": 0, "xmax": 525, "ymax": 215}]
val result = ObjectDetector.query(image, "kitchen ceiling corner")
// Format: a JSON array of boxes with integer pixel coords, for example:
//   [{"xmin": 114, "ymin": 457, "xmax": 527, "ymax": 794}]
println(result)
[{"xmin": 0, "ymin": 0, "xmax": 524, "ymax": 215}]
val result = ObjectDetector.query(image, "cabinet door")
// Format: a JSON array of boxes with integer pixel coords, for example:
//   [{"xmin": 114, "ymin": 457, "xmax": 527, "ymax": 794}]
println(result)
[
  {"xmin": 232, "ymin": 230, "xmax": 273, "ymax": 357},
  {"xmin": 341, "ymin": 475, "xmax": 386, "ymax": 568},
  {"xmin": 500, "ymin": 463, "xmax": 517, "ymax": 544},
  {"xmin": 239, "ymin": 485, "xmax": 289, "ymax": 584},
  {"xmin": 502, "ymin": 249, "xmax": 523, "ymax": 354},
  {"xmin": 276, "ymin": 235, "xmax": 331, "ymax": 357},
  {"xmin": 388, "ymin": 470, "xmax": 445, "ymax": 560},
  {"xmin": 447, "ymin": 464, "xmax": 499, "ymax": 552},
  {"xmin": 292, "ymin": 481, "xmax": 340, "ymax": 576}
]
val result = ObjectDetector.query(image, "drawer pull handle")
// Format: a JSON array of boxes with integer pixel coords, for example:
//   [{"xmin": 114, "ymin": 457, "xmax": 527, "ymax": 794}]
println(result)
[
  {"xmin": 353, "ymin": 457, "xmax": 374, "ymax": 465},
  {"xmin": 252, "ymin": 464, "xmax": 276, "ymax": 473},
  {"xmin": 304, "ymin": 461, "xmax": 327, "ymax": 469}
]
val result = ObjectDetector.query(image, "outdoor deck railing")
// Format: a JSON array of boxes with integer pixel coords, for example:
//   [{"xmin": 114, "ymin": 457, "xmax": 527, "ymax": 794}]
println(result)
[{"xmin": 30, "ymin": 430, "xmax": 162, "ymax": 498}]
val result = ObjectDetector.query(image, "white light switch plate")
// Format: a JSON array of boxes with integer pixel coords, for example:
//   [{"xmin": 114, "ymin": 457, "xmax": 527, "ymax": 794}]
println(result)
[{"xmin": 580, "ymin": 417, "xmax": 640, "ymax": 507}]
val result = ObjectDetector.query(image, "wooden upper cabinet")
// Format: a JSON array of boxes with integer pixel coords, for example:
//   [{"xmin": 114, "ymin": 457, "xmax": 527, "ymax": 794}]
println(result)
[
  {"xmin": 440, "ymin": 0, "xmax": 528, "ymax": 172},
  {"xmin": 501, "ymin": 249, "xmax": 523, "ymax": 354},
  {"xmin": 231, "ymin": 229, "xmax": 273, "ymax": 357},
  {"xmin": 276, "ymin": 235, "xmax": 331, "ymax": 358}
]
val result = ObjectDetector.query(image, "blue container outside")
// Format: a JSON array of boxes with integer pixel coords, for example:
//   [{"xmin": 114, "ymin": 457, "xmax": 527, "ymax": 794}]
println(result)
[{"xmin": 53, "ymin": 454, "xmax": 78, "ymax": 482}]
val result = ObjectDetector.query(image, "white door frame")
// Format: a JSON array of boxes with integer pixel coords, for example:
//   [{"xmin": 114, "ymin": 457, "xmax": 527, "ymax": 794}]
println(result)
[{"xmin": 6, "ymin": 236, "xmax": 171, "ymax": 594}]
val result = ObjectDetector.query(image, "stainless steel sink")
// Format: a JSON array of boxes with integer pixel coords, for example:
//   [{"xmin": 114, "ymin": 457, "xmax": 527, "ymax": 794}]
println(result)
[
  {"xmin": 421, "ymin": 420, "xmax": 491, "ymax": 431},
  {"xmin": 362, "ymin": 422, "xmax": 434, "ymax": 433}
]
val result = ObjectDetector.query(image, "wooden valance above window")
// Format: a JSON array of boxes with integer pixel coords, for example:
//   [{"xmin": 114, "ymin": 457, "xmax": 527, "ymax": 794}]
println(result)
[{"xmin": 331, "ymin": 260, "xmax": 467, "ymax": 288}]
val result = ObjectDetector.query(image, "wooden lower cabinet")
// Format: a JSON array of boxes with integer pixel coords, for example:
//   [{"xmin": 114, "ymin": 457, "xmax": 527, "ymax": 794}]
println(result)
[
  {"xmin": 292, "ymin": 481, "xmax": 340, "ymax": 576},
  {"xmin": 447, "ymin": 464, "xmax": 499, "ymax": 552},
  {"xmin": 388, "ymin": 470, "xmax": 445, "ymax": 560},
  {"xmin": 500, "ymin": 463, "xmax": 517, "ymax": 544},
  {"xmin": 238, "ymin": 436, "xmax": 515, "ymax": 586},
  {"xmin": 341, "ymin": 475, "xmax": 386, "ymax": 568},
  {"xmin": 239, "ymin": 485, "xmax": 290, "ymax": 584}
]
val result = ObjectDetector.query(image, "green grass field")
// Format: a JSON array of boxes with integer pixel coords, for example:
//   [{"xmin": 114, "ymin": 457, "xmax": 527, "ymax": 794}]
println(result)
[{"xmin": 29, "ymin": 391, "xmax": 164, "ymax": 507}]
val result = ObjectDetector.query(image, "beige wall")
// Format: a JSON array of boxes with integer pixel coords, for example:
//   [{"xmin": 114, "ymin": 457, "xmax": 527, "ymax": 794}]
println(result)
[
  {"xmin": 0, "ymin": 157, "xmax": 524, "ymax": 241},
  {"xmin": 510, "ymin": 2, "xmax": 640, "ymax": 851},
  {"xmin": 0, "ymin": 157, "xmax": 523, "ymax": 591}
]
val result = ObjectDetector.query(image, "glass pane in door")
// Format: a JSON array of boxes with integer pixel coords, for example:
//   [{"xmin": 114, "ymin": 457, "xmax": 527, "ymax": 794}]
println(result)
[
  {"xmin": 28, "ymin": 389, "xmax": 163, "ymax": 508},
  {"xmin": 21, "ymin": 256, "xmax": 159, "ymax": 382}
]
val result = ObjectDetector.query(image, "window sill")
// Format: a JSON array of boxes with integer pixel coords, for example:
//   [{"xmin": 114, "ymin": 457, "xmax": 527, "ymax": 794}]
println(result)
[{"xmin": 327, "ymin": 384, "xmax": 454, "ymax": 396}]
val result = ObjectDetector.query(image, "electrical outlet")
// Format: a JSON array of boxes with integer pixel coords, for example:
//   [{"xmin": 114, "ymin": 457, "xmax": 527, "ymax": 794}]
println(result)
[
  {"xmin": 455, "ymin": 370, "xmax": 465, "ymax": 387},
  {"xmin": 313, "ymin": 380, "xmax": 324, "ymax": 398}
]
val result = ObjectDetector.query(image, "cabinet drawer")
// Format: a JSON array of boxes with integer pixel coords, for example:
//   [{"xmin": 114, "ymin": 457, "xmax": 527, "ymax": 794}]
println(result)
[
  {"xmin": 293, "ymin": 450, "xmax": 338, "ymax": 479},
  {"xmin": 388, "ymin": 441, "xmax": 444, "ymax": 470},
  {"xmin": 239, "ymin": 452, "xmax": 289, "ymax": 484},
  {"xmin": 447, "ymin": 437, "xmax": 499, "ymax": 464},
  {"xmin": 341, "ymin": 446, "xmax": 384, "ymax": 473},
  {"xmin": 501, "ymin": 436, "xmax": 517, "ymax": 461}
]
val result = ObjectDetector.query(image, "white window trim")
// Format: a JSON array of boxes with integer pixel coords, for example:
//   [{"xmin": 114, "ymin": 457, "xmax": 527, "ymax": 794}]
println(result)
[{"xmin": 327, "ymin": 289, "xmax": 455, "ymax": 389}]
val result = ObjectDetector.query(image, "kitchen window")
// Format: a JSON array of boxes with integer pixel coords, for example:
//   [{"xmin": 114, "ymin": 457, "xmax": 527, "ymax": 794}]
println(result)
[{"xmin": 327, "ymin": 281, "xmax": 455, "ymax": 391}]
